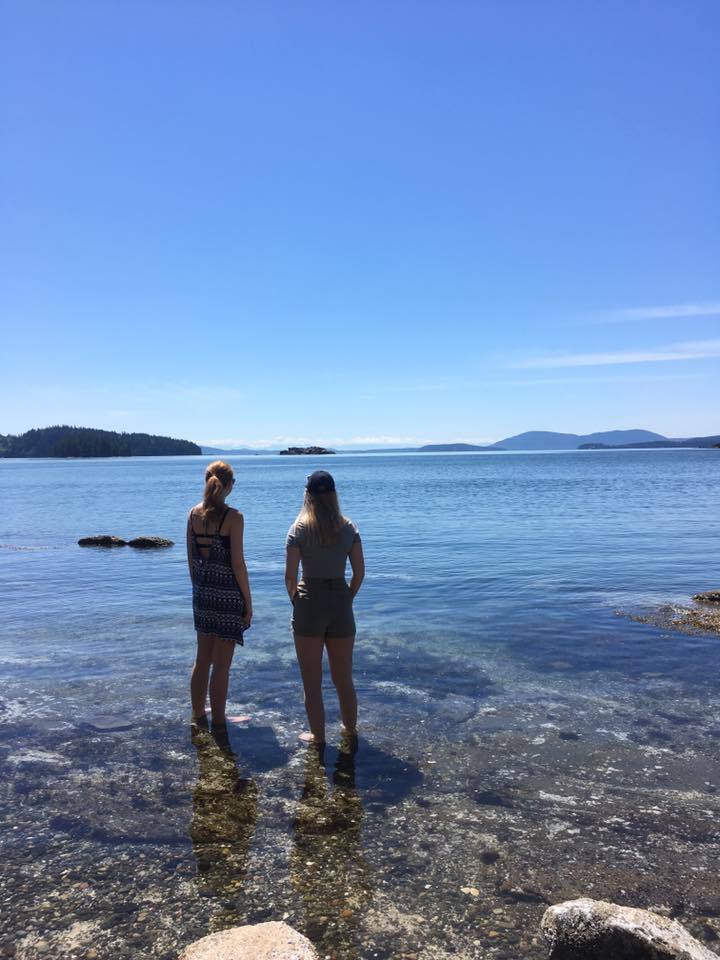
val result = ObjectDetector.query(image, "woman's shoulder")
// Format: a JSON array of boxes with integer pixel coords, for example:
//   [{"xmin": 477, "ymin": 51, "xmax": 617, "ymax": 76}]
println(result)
[
  {"xmin": 286, "ymin": 518, "xmax": 305, "ymax": 546},
  {"xmin": 226, "ymin": 507, "xmax": 244, "ymax": 524},
  {"xmin": 342, "ymin": 517, "xmax": 361, "ymax": 539}
]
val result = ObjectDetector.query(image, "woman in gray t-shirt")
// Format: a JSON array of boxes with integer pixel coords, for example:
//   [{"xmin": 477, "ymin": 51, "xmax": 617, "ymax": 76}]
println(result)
[{"xmin": 285, "ymin": 470, "xmax": 365, "ymax": 747}]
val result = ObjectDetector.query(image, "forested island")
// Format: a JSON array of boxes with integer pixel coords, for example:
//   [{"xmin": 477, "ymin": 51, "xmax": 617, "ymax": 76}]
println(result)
[{"xmin": 0, "ymin": 426, "xmax": 201, "ymax": 458}]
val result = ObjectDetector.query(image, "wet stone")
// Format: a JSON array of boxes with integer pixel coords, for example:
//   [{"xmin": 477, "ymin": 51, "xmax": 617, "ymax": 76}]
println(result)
[{"xmin": 80, "ymin": 715, "xmax": 134, "ymax": 732}]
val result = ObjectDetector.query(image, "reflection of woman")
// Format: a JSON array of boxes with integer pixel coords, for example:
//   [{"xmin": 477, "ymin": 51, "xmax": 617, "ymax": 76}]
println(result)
[
  {"xmin": 189, "ymin": 726, "xmax": 258, "ymax": 900},
  {"xmin": 187, "ymin": 460, "xmax": 252, "ymax": 729},
  {"xmin": 290, "ymin": 744, "xmax": 371, "ymax": 955},
  {"xmin": 285, "ymin": 471, "xmax": 365, "ymax": 745}
]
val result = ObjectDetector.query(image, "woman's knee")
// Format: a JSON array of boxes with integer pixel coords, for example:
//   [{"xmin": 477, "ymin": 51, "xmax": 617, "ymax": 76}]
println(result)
[{"xmin": 333, "ymin": 680, "xmax": 355, "ymax": 701}]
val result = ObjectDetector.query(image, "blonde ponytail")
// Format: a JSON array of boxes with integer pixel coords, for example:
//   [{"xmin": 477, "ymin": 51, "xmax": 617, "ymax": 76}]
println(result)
[{"xmin": 201, "ymin": 460, "xmax": 234, "ymax": 522}]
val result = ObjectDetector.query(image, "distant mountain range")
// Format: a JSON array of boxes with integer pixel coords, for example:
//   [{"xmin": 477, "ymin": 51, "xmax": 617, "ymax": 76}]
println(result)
[
  {"xmin": 488, "ymin": 429, "xmax": 667, "ymax": 451},
  {"xmin": 200, "ymin": 429, "xmax": 720, "ymax": 455}
]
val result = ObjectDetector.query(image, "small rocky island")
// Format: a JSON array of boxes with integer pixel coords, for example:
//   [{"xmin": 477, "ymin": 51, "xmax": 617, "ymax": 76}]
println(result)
[{"xmin": 279, "ymin": 446, "xmax": 335, "ymax": 455}]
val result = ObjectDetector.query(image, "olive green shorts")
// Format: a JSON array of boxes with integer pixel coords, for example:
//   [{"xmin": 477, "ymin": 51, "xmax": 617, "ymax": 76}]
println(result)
[{"xmin": 291, "ymin": 578, "xmax": 356, "ymax": 638}]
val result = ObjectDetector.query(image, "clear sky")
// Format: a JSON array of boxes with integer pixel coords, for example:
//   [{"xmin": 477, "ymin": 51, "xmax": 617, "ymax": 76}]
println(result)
[{"xmin": 2, "ymin": 1, "xmax": 718, "ymax": 447}]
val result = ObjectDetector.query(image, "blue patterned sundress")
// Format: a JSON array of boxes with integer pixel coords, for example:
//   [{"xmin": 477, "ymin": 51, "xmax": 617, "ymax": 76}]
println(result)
[{"xmin": 190, "ymin": 508, "xmax": 248, "ymax": 644}]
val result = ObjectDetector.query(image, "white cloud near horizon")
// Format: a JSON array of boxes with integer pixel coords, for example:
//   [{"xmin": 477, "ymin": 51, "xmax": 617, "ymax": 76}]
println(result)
[
  {"xmin": 509, "ymin": 372, "xmax": 705, "ymax": 386},
  {"xmin": 577, "ymin": 301, "xmax": 720, "ymax": 325},
  {"xmin": 513, "ymin": 338, "xmax": 720, "ymax": 369},
  {"xmin": 617, "ymin": 302, "xmax": 720, "ymax": 320}
]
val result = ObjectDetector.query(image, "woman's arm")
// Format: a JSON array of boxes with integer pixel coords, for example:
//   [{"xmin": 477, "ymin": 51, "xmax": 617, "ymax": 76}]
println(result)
[
  {"xmin": 285, "ymin": 546, "xmax": 301, "ymax": 601},
  {"xmin": 348, "ymin": 541, "xmax": 365, "ymax": 598},
  {"xmin": 186, "ymin": 511, "xmax": 194, "ymax": 581},
  {"xmin": 230, "ymin": 512, "xmax": 253, "ymax": 625}
]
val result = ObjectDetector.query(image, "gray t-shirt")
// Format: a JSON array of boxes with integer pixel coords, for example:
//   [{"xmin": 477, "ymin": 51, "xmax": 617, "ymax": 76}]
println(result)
[{"xmin": 286, "ymin": 517, "xmax": 361, "ymax": 579}]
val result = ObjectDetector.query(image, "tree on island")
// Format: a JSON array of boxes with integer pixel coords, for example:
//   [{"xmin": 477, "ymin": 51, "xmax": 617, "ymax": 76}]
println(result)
[{"xmin": 0, "ymin": 425, "xmax": 201, "ymax": 458}]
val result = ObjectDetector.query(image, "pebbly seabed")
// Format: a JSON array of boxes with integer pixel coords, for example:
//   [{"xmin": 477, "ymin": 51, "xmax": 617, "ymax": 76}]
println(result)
[{"xmin": 2, "ymin": 642, "xmax": 719, "ymax": 960}]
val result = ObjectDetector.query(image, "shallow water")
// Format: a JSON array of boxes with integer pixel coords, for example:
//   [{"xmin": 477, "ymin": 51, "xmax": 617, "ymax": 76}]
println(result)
[{"xmin": 1, "ymin": 451, "xmax": 719, "ymax": 959}]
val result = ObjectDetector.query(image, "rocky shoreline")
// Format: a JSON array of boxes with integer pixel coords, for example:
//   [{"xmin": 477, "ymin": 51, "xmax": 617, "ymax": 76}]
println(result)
[
  {"xmin": 626, "ymin": 589, "xmax": 720, "ymax": 636},
  {"xmin": 177, "ymin": 902, "xmax": 720, "ymax": 959}
]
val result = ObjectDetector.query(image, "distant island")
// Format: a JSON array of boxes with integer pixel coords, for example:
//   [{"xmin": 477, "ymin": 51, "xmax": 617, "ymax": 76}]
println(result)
[
  {"xmin": 0, "ymin": 426, "xmax": 201, "ymax": 458},
  {"xmin": 279, "ymin": 446, "xmax": 335, "ymax": 456},
  {"xmin": 578, "ymin": 435, "xmax": 720, "ymax": 450}
]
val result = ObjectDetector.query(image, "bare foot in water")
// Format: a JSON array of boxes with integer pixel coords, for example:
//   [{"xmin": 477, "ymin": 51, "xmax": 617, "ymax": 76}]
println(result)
[
  {"xmin": 227, "ymin": 715, "xmax": 252, "ymax": 723},
  {"xmin": 299, "ymin": 731, "xmax": 325, "ymax": 745}
]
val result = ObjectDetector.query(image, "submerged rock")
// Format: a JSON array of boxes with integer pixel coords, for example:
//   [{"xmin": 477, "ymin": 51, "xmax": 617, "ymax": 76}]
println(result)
[
  {"xmin": 81, "ymin": 715, "xmax": 134, "ymax": 732},
  {"xmin": 127, "ymin": 536, "xmax": 174, "ymax": 549},
  {"xmin": 178, "ymin": 921, "xmax": 318, "ymax": 960},
  {"xmin": 78, "ymin": 535, "xmax": 127, "ymax": 547},
  {"xmin": 541, "ymin": 898, "xmax": 718, "ymax": 960},
  {"xmin": 694, "ymin": 590, "xmax": 720, "ymax": 604},
  {"xmin": 628, "ymin": 601, "xmax": 720, "ymax": 637}
]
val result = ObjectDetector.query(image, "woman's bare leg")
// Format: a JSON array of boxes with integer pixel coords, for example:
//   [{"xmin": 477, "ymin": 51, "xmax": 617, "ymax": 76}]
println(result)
[
  {"xmin": 209, "ymin": 638, "xmax": 236, "ymax": 725},
  {"xmin": 294, "ymin": 635, "xmax": 326, "ymax": 743},
  {"xmin": 326, "ymin": 635, "xmax": 357, "ymax": 735},
  {"xmin": 191, "ymin": 634, "xmax": 215, "ymax": 718}
]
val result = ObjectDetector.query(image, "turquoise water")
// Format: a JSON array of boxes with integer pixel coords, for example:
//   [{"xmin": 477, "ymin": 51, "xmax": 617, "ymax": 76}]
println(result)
[{"xmin": 1, "ymin": 452, "xmax": 719, "ymax": 959}]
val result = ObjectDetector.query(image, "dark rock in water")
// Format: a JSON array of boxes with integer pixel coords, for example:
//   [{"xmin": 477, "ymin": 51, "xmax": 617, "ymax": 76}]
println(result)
[
  {"xmin": 694, "ymin": 590, "xmax": 720, "ymax": 604},
  {"xmin": 541, "ymin": 898, "xmax": 718, "ymax": 960},
  {"xmin": 81, "ymin": 715, "xmax": 133, "ymax": 732},
  {"xmin": 474, "ymin": 789, "xmax": 514, "ymax": 808},
  {"xmin": 127, "ymin": 536, "xmax": 174, "ymax": 549},
  {"xmin": 78, "ymin": 535, "xmax": 127, "ymax": 547}
]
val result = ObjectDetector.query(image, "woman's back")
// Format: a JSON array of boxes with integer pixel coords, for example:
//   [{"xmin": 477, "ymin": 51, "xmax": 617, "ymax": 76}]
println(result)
[
  {"xmin": 286, "ymin": 517, "xmax": 360, "ymax": 579},
  {"xmin": 190, "ymin": 503, "xmax": 232, "ymax": 561}
]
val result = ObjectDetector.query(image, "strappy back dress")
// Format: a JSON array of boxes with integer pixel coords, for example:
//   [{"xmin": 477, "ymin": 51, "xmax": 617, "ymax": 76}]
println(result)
[{"xmin": 190, "ymin": 507, "xmax": 248, "ymax": 645}]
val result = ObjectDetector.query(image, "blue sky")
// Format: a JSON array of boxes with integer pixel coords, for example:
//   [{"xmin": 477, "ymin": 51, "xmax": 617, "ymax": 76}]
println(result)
[{"xmin": 2, "ymin": 1, "xmax": 718, "ymax": 447}]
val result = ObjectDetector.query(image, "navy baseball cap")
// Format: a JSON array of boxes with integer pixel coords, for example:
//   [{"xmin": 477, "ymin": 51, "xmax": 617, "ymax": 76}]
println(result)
[{"xmin": 306, "ymin": 470, "xmax": 336, "ymax": 494}]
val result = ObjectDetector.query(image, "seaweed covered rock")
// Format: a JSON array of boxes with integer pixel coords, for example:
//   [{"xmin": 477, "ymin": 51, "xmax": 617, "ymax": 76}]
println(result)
[
  {"xmin": 78, "ymin": 535, "xmax": 127, "ymax": 547},
  {"xmin": 178, "ymin": 921, "xmax": 318, "ymax": 960},
  {"xmin": 127, "ymin": 536, "xmax": 174, "ymax": 549},
  {"xmin": 693, "ymin": 590, "xmax": 720, "ymax": 604},
  {"xmin": 541, "ymin": 898, "xmax": 717, "ymax": 960}
]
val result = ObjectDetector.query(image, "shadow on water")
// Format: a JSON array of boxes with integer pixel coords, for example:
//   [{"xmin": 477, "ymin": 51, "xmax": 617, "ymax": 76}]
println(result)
[
  {"xmin": 189, "ymin": 725, "xmax": 258, "ymax": 911},
  {"xmin": 291, "ymin": 741, "xmax": 372, "ymax": 959},
  {"xmin": 222, "ymin": 722, "xmax": 290, "ymax": 773}
]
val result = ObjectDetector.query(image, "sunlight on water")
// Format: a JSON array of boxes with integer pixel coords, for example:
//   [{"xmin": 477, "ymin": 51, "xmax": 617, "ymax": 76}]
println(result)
[{"xmin": 1, "ymin": 451, "xmax": 719, "ymax": 958}]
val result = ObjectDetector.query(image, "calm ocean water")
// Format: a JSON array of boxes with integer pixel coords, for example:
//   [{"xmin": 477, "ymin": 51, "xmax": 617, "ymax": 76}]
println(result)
[{"xmin": 1, "ymin": 451, "xmax": 719, "ymax": 960}]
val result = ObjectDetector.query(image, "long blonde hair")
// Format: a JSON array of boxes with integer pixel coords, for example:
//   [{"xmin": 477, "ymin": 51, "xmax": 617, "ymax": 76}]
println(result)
[
  {"xmin": 200, "ymin": 460, "xmax": 234, "ymax": 522},
  {"xmin": 297, "ymin": 489, "xmax": 343, "ymax": 547}
]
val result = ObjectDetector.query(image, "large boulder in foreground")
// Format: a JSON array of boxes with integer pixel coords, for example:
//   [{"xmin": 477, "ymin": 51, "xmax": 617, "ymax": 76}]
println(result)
[
  {"xmin": 178, "ymin": 922, "xmax": 318, "ymax": 960},
  {"xmin": 78, "ymin": 535, "xmax": 127, "ymax": 547},
  {"xmin": 541, "ymin": 898, "xmax": 717, "ymax": 960},
  {"xmin": 127, "ymin": 536, "xmax": 174, "ymax": 549}
]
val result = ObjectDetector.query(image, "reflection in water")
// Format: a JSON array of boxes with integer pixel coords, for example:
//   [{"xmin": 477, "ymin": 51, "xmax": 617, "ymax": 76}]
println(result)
[
  {"xmin": 291, "ymin": 738, "xmax": 372, "ymax": 957},
  {"xmin": 189, "ymin": 725, "xmax": 258, "ymax": 906}
]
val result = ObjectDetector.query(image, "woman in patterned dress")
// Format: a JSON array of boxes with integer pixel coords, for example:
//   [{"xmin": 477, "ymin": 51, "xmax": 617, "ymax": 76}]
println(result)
[{"xmin": 187, "ymin": 460, "xmax": 252, "ymax": 729}]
